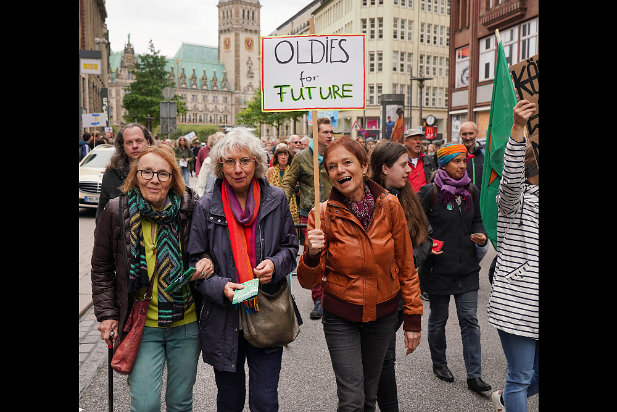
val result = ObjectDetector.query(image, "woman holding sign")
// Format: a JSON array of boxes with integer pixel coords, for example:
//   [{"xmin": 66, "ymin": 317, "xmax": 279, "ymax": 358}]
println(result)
[
  {"xmin": 91, "ymin": 144, "xmax": 202, "ymax": 411},
  {"xmin": 297, "ymin": 136, "xmax": 422, "ymax": 411},
  {"xmin": 187, "ymin": 127, "xmax": 299, "ymax": 412}
]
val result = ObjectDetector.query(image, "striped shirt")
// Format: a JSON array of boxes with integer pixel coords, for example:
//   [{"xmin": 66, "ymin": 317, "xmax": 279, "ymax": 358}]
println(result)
[{"xmin": 487, "ymin": 137, "xmax": 539, "ymax": 339}]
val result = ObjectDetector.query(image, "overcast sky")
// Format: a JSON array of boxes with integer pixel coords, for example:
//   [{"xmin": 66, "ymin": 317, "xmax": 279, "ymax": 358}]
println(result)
[{"xmin": 105, "ymin": 0, "xmax": 311, "ymax": 56}]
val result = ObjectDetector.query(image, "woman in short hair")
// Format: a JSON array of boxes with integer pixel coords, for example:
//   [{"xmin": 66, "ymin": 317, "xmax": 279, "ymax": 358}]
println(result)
[
  {"xmin": 266, "ymin": 143, "xmax": 299, "ymax": 223},
  {"xmin": 187, "ymin": 127, "xmax": 299, "ymax": 411}
]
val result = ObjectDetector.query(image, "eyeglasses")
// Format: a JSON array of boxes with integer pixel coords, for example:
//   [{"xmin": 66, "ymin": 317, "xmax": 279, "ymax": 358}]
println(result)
[
  {"xmin": 138, "ymin": 169, "xmax": 172, "ymax": 182},
  {"xmin": 221, "ymin": 157, "xmax": 256, "ymax": 169}
]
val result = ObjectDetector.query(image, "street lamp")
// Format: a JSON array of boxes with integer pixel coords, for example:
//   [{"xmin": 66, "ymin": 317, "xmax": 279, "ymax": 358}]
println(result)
[{"xmin": 408, "ymin": 69, "xmax": 433, "ymax": 130}]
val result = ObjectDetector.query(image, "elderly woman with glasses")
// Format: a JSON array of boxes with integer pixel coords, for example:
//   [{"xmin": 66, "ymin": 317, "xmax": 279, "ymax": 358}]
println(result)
[
  {"xmin": 91, "ymin": 144, "xmax": 202, "ymax": 411},
  {"xmin": 187, "ymin": 127, "xmax": 299, "ymax": 412}
]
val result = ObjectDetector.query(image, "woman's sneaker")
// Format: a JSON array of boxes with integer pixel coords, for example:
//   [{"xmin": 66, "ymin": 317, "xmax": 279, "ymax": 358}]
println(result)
[{"xmin": 492, "ymin": 390, "xmax": 505, "ymax": 412}]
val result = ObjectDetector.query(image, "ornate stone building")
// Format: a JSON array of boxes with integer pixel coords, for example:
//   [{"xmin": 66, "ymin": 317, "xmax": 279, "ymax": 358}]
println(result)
[{"xmin": 107, "ymin": 0, "xmax": 262, "ymax": 130}]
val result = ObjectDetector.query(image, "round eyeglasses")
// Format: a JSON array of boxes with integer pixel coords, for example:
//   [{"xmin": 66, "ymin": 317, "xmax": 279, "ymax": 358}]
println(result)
[
  {"xmin": 220, "ymin": 157, "xmax": 256, "ymax": 169},
  {"xmin": 138, "ymin": 169, "xmax": 172, "ymax": 182}
]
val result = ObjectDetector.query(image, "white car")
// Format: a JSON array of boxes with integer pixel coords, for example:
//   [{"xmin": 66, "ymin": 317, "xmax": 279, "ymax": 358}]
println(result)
[{"xmin": 79, "ymin": 144, "xmax": 115, "ymax": 209}]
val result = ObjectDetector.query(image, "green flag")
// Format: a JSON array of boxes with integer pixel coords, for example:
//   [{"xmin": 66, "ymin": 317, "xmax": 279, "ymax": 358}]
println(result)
[{"xmin": 480, "ymin": 32, "xmax": 518, "ymax": 250}]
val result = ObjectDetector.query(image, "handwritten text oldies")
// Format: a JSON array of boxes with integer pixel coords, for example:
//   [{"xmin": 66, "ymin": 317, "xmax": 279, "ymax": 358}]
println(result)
[{"xmin": 261, "ymin": 34, "xmax": 366, "ymax": 111}]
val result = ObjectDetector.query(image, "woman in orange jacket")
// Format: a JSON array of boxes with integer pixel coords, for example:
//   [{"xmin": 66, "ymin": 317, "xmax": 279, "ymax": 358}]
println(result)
[{"xmin": 297, "ymin": 136, "xmax": 423, "ymax": 411}]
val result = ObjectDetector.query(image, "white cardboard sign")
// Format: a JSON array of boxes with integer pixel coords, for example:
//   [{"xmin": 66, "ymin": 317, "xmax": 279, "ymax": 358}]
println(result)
[{"xmin": 261, "ymin": 34, "xmax": 365, "ymax": 112}]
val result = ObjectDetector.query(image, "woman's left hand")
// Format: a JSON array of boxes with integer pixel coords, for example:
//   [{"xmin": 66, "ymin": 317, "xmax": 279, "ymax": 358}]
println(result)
[
  {"xmin": 253, "ymin": 259, "xmax": 275, "ymax": 284},
  {"xmin": 192, "ymin": 257, "xmax": 214, "ymax": 280},
  {"xmin": 470, "ymin": 233, "xmax": 487, "ymax": 246},
  {"xmin": 404, "ymin": 330, "xmax": 421, "ymax": 355}
]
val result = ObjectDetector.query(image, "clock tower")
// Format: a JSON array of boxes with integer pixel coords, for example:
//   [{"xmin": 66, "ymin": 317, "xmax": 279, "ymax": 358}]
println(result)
[{"xmin": 218, "ymin": 0, "xmax": 261, "ymax": 106}]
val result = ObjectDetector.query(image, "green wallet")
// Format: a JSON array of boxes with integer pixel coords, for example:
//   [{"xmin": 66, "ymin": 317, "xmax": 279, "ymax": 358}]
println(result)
[{"xmin": 232, "ymin": 278, "xmax": 259, "ymax": 304}]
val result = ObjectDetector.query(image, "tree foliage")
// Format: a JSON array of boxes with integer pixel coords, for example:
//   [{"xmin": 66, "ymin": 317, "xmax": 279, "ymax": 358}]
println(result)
[
  {"xmin": 235, "ymin": 88, "xmax": 304, "ymax": 137},
  {"xmin": 122, "ymin": 40, "xmax": 186, "ymax": 126}
]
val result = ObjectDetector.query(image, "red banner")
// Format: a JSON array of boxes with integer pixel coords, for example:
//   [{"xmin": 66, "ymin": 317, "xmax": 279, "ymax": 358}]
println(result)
[{"xmin": 425, "ymin": 126, "xmax": 436, "ymax": 140}]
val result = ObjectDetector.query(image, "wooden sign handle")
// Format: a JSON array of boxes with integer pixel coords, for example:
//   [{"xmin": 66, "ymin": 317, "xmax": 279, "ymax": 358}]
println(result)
[{"xmin": 310, "ymin": 18, "xmax": 321, "ymax": 230}]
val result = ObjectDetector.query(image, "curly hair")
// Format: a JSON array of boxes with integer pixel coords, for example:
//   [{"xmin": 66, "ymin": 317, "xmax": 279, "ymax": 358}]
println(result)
[{"xmin": 208, "ymin": 127, "xmax": 268, "ymax": 179}]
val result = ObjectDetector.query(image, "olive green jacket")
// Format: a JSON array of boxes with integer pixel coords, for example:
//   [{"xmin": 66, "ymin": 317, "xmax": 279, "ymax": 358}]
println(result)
[{"xmin": 280, "ymin": 147, "xmax": 333, "ymax": 216}]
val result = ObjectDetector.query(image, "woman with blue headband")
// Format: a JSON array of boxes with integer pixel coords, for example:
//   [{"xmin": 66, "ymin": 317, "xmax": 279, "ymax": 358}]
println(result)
[{"xmin": 417, "ymin": 142, "xmax": 491, "ymax": 395}]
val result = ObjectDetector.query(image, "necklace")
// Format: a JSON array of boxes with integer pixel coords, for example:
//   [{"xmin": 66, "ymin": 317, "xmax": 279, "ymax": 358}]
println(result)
[{"xmin": 150, "ymin": 221, "xmax": 158, "ymax": 254}]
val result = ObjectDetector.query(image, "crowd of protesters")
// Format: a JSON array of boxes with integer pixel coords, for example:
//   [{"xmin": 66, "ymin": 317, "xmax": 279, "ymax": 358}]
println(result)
[{"xmin": 89, "ymin": 100, "xmax": 538, "ymax": 412}]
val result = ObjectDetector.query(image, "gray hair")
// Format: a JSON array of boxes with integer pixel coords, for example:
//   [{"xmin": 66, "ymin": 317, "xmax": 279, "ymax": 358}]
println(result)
[
  {"xmin": 207, "ymin": 131, "xmax": 225, "ymax": 148},
  {"xmin": 208, "ymin": 127, "xmax": 268, "ymax": 179}
]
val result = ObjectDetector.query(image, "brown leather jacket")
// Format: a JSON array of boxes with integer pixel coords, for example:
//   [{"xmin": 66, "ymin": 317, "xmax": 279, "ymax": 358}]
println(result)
[
  {"xmin": 297, "ymin": 180, "xmax": 422, "ymax": 331},
  {"xmin": 90, "ymin": 187, "xmax": 198, "ymax": 344}
]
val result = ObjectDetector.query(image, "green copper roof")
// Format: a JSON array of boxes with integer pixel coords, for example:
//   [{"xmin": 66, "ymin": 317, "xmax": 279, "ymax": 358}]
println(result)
[{"xmin": 110, "ymin": 43, "xmax": 227, "ymax": 89}]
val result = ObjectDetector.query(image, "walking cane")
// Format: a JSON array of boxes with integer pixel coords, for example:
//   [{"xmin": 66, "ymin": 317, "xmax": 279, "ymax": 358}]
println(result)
[{"xmin": 108, "ymin": 331, "xmax": 114, "ymax": 412}]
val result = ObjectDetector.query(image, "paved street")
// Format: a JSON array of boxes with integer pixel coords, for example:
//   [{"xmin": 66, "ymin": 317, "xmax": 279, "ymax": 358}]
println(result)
[{"xmin": 79, "ymin": 176, "xmax": 539, "ymax": 411}]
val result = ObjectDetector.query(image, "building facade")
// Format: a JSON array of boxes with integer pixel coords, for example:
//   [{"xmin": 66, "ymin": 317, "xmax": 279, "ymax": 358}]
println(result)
[
  {"xmin": 107, "ymin": 0, "xmax": 261, "ymax": 131},
  {"xmin": 313, "ymin": 0, "xmax": 451, "ymax": 139},
  {"xmin": 448, "ymin": 0, "xmax": 538, "ymax": 141},
  {"xmin": 79, "ymin": 0, "xmax": 110, "ymax": 135}
]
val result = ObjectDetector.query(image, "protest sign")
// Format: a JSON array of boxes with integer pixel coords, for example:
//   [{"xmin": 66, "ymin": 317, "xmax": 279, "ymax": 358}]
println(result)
[
  {"xmin": 510, "ymin": 54, "xmax": 539, "ymax": 168},
  {"xmin": 261, "ymin": 34, "xmax": 365, "ymax": 111}
]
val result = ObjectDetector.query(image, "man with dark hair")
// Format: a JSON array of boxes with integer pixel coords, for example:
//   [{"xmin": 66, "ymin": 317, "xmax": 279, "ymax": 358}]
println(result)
[
  {"xmin": 95, "ymin": 123, "xmax": 154, "ymax": 221},
  {"xmin": 79, "ymin": 132, "xmax": 91, "ymax": 161},
  {"xmin": 281, "ymin": 117, "xmax": 334, "ymax": 319}
]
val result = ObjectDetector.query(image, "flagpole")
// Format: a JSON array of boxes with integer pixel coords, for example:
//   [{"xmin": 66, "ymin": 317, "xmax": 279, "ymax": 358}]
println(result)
[
  {"xmin": 495, "ymin": 29, "xmax": 501, "ymax": 45},
  {"xmin": 309, "ymin": 18, "xmax": 321, "ymax": 230}
]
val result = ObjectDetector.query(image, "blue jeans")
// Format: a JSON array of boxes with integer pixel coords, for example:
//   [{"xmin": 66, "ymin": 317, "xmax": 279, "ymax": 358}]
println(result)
[
  {"xmin": 497, "ymin": 329, "xmax": 539, "ymax": 412},
  {"xmin": 427, "ymin": 290, "xmax": 482, "ymax": 378},
  {"xmin": 181, "ymin": 166, "xmax": 190, "ymax": 185},
  {"xmin": 322, "ymin": 310, "xmax": 397, "ymax": 412},
  {"xmin": 213, "ymin": 334, "xmax": 283, "ymax": 412},
  {"xmin": 128, "ymin": 322, "xmax": 200, "ymax": 412}
]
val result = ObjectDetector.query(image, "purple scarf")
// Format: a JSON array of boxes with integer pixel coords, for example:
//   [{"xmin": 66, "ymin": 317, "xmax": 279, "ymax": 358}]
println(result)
[
  {"xmin": 342, "ymin": 183, "xmax": 375, "ymax": 230},
  {"xmin": 433, "ymin": 169, "xmax": 472, "ymax": 211}
]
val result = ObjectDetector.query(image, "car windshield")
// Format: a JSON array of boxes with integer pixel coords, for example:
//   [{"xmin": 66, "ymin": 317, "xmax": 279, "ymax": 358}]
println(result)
[{"xmin": 81, "ymin": 150, "xmax": 113, "ymax": 168}]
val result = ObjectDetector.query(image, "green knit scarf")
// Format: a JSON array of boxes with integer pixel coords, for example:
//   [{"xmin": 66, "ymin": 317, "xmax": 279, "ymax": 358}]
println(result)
[{"xmin": 127, "ymin": 189, "xmax": 193, "ymax": 327}]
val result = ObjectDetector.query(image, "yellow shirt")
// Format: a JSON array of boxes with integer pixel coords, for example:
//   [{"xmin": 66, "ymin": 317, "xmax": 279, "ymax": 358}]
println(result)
[{"xmin": 137, "ymin": 218, "xmax": 197, "ymax": 327}]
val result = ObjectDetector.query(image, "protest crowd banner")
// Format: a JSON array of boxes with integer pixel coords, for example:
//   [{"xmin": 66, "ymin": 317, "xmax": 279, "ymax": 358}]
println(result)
[
  {"xmin": 261, "ymin": 23, "xmax": 365, "ymax": 228},
  {"xmin": 509, "ymin": 54, "xmax": 539, "ymax": 168}
]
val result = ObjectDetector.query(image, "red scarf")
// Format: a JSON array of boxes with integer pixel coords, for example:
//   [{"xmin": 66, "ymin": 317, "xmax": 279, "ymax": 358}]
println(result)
[{"xmin": 221, "ymin": 178, "xmax": 261, "ymax": 312}]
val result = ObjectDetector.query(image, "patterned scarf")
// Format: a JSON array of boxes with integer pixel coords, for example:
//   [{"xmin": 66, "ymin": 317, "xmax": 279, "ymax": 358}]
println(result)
[
  {"xmin": 342, "ymin": 183, "xmax": 375, "ymax": 230},
  {"xmin": 127, "ymin": 189, "xmax": 192, "ymax": 327},
  {"xmin": 433, "ymin": 168, "xmax": 472, "ymax": 211},
  {"xmin": 267, "ymin": 164, "xmax": 299, "ymax": 223},
  {"xmin": 222, "ymin": 178, "xmax": 261, "ymax": 313}
]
